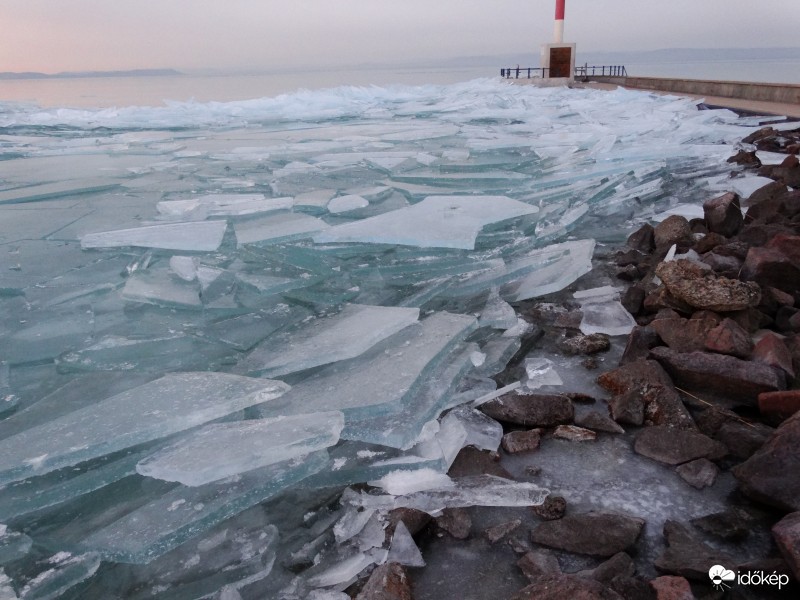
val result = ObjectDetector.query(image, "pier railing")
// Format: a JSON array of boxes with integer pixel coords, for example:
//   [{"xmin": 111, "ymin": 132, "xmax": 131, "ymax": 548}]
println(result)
[{"xmin": 500, "ymin": 65, "xmax": 627, "ymax": 79}]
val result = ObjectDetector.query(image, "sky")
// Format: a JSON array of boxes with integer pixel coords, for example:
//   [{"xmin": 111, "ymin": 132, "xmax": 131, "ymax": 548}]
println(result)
[{"xmin": 1, "ymin": 0, "xmax": 798, "ymax": 73}]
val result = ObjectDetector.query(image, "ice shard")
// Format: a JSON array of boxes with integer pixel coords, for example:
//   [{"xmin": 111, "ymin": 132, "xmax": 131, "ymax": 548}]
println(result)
[
  {"xmin": 156, "ymin": 194, "xmax": 293, "ymax": 219},
  {"xmin": 387, "ymin": 521, "xmax": 425, "ymax": 567},
  {"xmin": 80, "ymin": 221, "xmax": 227, "ymax": 251},
  {"xmin": 0, "ymin": 373, "xmax": 290, "ymax": 485},
  {"xmin": 233, "ymin": 212, "xmax": 329, "ymax": 246},
  {"xmin": 237, "ymin": 304, "xmax": 420, "ymax": 378},
  {"xmin": 313, "ymin": 195, "xmax": 538, "ymax": 250},
  {"xmin": 574, "ymin": 286, "xmax": 637, "ymax": 336},
  {"xmin": 136, "ymin": 412, "xmax": 344, "ymax": 486}
]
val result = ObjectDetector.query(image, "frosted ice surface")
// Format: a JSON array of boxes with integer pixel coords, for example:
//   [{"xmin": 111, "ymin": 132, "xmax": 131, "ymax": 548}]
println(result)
[
  {"xmin": 169, "ymin": 256, "xmax": 199, "ymax": 281},
  {"xmin": 476, "ymin": 337, "xmax": 522, "ymax": 377},
  {"xmin": 652, "ymin": 204, "xmax": 704, "ymax": 222},
  {"xmin": 327, "ymin": 195, "xmax": 369, "ymax": 214},
  {"xmin": 715, "ymin": 174, "xmax": 774, "ymax": 199},
  {"xmin": 19, "ymin": 553, "xmax": 101, "ymax": 600},
  {"xmin": 524, "ymin": 358, "xmax": 563, "ymax": 389},
  {"xmin": 80, "ymin": 453, "xmax": 322, "ymax": 563},
  {"xmin": 387, "ymin": 521, "xmax": 425, "ymax": 567},
  {"xmin": 0, "ymin": 180, "xmax": 118, "ymax": 205},
  {"xmin": 238, "ymin": 304, "xmax": 419, "ymax": 378},
  {"xmin": 256, "ymin": 312, "xmax": 476, "ymax": 420},
  {"xmin": 156, "ymin": 194, "xmax": 292, "ymax": 220},
  {"xmin": 313, "ymin": 195, "xmax": 538, "ymax": 250},
  {"xmin": 0, "ymin": 526, "xmax": 32, "ymax": 565},
  {"xmin": 306, "ymin": 549, "xmax": 384, "ymax": 588},
  {"xmin": 136, "ymin": 412, "xmax": 344, "ymax": 486},
  {"xmin": 294, "ymin": 189, "xmax": 336, "ymax": 212},
  {"xmin": 371, "ymin": 469, "xmax": 454, "ymax": 496},
  {"xmin": 80, "ymin": 221, "xmax": 227, "ymax": 251},
  {"xmin": 233, "ymin": 212, "xmax": 329, "ymax": 246},
  {"xmin": 0, "ymin": 570, "xmax": 16, "ymax": 600},
  {"xmin": 0, "ymin": 373, "xmax": 290, "ymax": 485},
  {"xmin": 574, "ymin": 286, "xmax": 637, "ymax": 336},
  {"xmin": 333, "ymin": 507, "xmax": 376, "ymax": 545},
  {"xmin": 344, "ymin": 475, "xmax": 549, "ymax": 514}
]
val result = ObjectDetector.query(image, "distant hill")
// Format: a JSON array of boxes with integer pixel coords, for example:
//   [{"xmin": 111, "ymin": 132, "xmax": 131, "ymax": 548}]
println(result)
[{"xmin": 0, "ymin": 68, "xmax": 182, "ymax": 80}]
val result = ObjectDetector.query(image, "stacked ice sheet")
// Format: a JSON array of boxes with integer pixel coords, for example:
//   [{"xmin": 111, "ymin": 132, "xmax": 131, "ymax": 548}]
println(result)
[{"xmin": 0, "ymin": 79, "xmax": 745, "ymax": 597}]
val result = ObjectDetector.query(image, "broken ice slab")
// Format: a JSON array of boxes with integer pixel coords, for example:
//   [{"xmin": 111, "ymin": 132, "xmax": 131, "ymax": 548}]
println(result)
[
  {"xmin": 313, "ymin": 195, "xmax": 539, "ymax": 250},
  {"xmin": 136, "ymin": 412, "xmax": 344, "ymax": 486},
  {"xmin": 0, "ymin": 525, "xmax": 32, "ymax": 565},
  {"xmin": 79, "ymin": 450, "xmax": 327, "ymax": 563},
  {"xmin": 441, "ymin": 406, "xmax": 503, "ymax": 453},
  {"xmin": 339, "ymin": 343, "xmax": 476, "ymax": 449},
  {"xmin": 169, "ymin": 256, "xmax": 199, "ymax": 281},
  {"xmin": 327, "ymin": 195, "xmax": 369, "ymax": 214},
  {"xmin": 445, "ymin": 239, "xmax": 594, "ymax": 300},
  {"xmin": 234, "ymin": 212, "xmax": 329, "ymax": 246},
  {"xmin": 574, "ymin": 286, "xmax": 637, "ymax": 336},
  {"xmin": 80, "ymin": 221, "xmax": 228, "ymax": 252},
  {"xmin": 156, "ymin": 194, "xmax": 292, "ymax": 220},
  {"xmin": 197, "ymin": 305, "xmax": 311, "ymax": 351},
  {"xmin": 343, "ymin": 475, "xmax": 549, "ymax": 514},
  {"xmin": 237, "ymin": 304, "xmax": 419, "ymax": 378},
  {"xmin": 293, "ymin": 189, "xmax": 336, "ymax": 214},
  {"xmin": 19, "ymin": 553, "xmax": 101, "ymax": 600},
  {"xmin": 121, "ymin": 270, "xmax": 202, "ymax": 309},
  {"xmin": 474, "ymin": 336, "xmax": 522, "ymax": 377},
  {"xmin": 387, "ymin": 521, "xmax": 425, "ymax": 567},
  {"xmin": 0, "ymin": 309, "xmax": 97, "ymax": 366},
  {"xmin": 305, "ymin": 548, "xmax": 387, "ymax": 589},
  {"xmin": 0, "ymin": 372, "xmax": 290, "ymax": 485},
  {"xmin": 57, "ymin": 333, "xmax": 237, "ymax": 373},
  {"xmin": 0, "ymin": 180, "xmax": 119, "ymax": 205},
  {"xmin": 524, "ymin": 358, "xmax": 563, "ymax": 389},
  {"xmin": 478, "ymin": 288, "xmax": 518, "ymax": 330},
  {"xmin": 0, "ymin": 449, "xmax": 147, "ymax": 521},
  {"xmin": 255, "ymin": 312, "xmax": 476, "ymax": 422}
]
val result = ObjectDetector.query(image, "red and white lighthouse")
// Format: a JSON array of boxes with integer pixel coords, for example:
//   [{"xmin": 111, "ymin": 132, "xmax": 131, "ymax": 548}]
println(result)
[{"xmin": 554, "ymin": 0, "xmax": 566, "ymax": 44}]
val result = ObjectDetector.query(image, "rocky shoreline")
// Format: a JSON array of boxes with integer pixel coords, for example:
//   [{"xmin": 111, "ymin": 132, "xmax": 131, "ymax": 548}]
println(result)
[{"xmin": 348, "ymin": 125, "xmax": 800, "ymax": 599}]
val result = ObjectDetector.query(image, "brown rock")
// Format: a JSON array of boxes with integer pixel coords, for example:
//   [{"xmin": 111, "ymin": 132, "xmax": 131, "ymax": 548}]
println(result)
[
  {"xmin": 385, "ymin": 508, "xmax": 432, "ymax": 542},
  {"xmin": 650, "ymin": 311, "xmax": 721, "ymax": 353},
  {"xmin": 654, "ymin": 216, "xmax": 692, "ymax": 249},
  {"xmin": 704, "ymin": 192, "xmax": 743, "ymax": 237},
  {"xmin": 510, "ymin": 575, "xmax": 624, "ymax": 600},
  {"xmin": 620, "ymin": 326, "xmax": 661, "ymax": 365},
  {"xmin": 531, "ymin": 512, "xmax": 645, "ymax": 557},
  {"xmin": 634, "ymin": 426, "xmax": 726, "ymax": 466},
  {"xmin": 714, "ymin": 420, "xmax": 772, "ymax": 459},
  {"xmin": 621, "ymin": 285, "xmax": 646, "ymax": 316},
  {"xmin": 690, "ymin": 508, "xmax": 753, "ymax": 542},
  {"xmin": 654, "ymin": 520, "xmax": 734, "ymax": 581},
  {"xmin": 579, "ymin": 552, "xmax": 636, "ymax": 584},
  {"xmin": 759, "ymin": 390, "xmax": 800, "ymax": 420},
  {"xmin": 655, "ymin": 259, "xmax": 761, "ymax": 312},
  {"xmin": 481, "ymin": 393, "xmax": 574, "ymax": 428},
  {"xmin": 608, "ymin": 576, "xmax": 657, "ymax": 600},
  {"xmin": 448, "ymin": 447, "xmax": 513, "ymax": 479},
  {"xmin": 553, "ymin": 425, "xmax": 597, "ymax": 441},
  {"xmin": 699, "ymin": 251, "xmax": 741, "ymax": 277},
  {"xmin": 355, "ymin": 562, "xmax": 412, "ymax": 600},
  {"xmin": 642, "ymin": 286, "xmax": 693, "ymax": 315},
  {"xmin": 772, "ymin": 512, "xmax": 800, "ymax": 581},
  {"xmin": 516, "ymin": 549, "xmax": 561, "ymax": 582},
  {"xmin": 559, "ymin": 333, "xmax": 611, "ymax": 356},
  {"xmin": 753, "ymin": 332, "xmax": 796, "ymax": 377},
  {"xmin": 733, "ymin": 410, "xmax": 800, "ymax": 511},
  {"xmin": 741, "ymin": 245, "xmax": 800, "ymax": 296},
  {"xmin": 531, "ymin": 495, "xmax": 567, "ymax": 521},
  {"xmin": 649, "ymin": 575, "xmax": 694, "ymax": 600},
  {"xmin": 502, "ymin": 429, "xmax": 542, "ymax": 454},
  {"xmin": 597, "ymin": 359, "xmax": 695, "ymax": 429},
  {"xmin": 435, "ymin": 507, "xmax": 471, "ymax": 539},
  {"xmin": 675, "ymin": 458, "xmax": 719, "ymax": 489},
  {"xmin": 485, "ymin": 519, "xmax": 522, "ymax": 544},
  {"xmin": 727, "ymin": 149, "xmax": 761, "ymax": 167},
  {"xmin": 627, "ymin": 224, "xmax": 656, "ymax": 253},
  {"xmin": 692, "ymin": 232, "xmax": 727, "ymax": 254},
  {"xmin": 704, "ymin": 317, "xmax": 753, "ymax": 358},
  {"xmin": 742, "ymin": 126, "xmax": 777, "ymax": 145},
  {"xmin": 650, "ymin": 347, "xmax": 786, "ymax": 405}
]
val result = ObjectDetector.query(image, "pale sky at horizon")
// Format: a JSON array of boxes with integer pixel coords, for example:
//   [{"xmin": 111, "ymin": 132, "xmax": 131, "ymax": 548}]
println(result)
[{"xmin": 2, "ymin": 0, "xmax": 798, "ymax": 73}]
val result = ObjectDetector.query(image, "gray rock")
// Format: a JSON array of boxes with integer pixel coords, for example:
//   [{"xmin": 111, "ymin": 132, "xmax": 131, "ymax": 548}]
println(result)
[
  {"xmin": 627, "ymin": 223, "xmax": 655, "ymax": 253},
  {"xmin": 531, "ymin": 512, "xmax": 645, "ymax": 557},
  {"xmin": 704, "ymin": 317, "xmax": 753, "ymax": 358},
  {"xmin": 772, "ymin": 511, "xmax": 800, "ymax": 581},
  {"xmin": 502, "ymin": 429, "xmax": 542, "ymax": 454},
  {"xmin": 516, "ymin": 549, "xmax": 561, "ymax": 582},
  {"xmin": 654, "ymin": 215, "xmax": 692, "ymax": 249},
  {"xmin": 703, "ymin": 191, "xmax": 743, "ymax": 237},
  {"xmin": 690, "ymin": 508, "xmax": 753, "ymax": 542},
  {"xmin": 576, "ymin": 552, "xmax": 636, "ymax": 584},
  {"xmin": 575, "ymin": 411, "xmax": 625, "ymax": 434},
  {"xmin": 733, "ymin": 410, "xmax": 800, "ymax": 511},
  {"xmin": 481, "ymin": 393, "xmax": 574, "ymax": 428},
  {"xmin": 484, "ymin": 519, "xmax": 522, "ymax": 544},
  {"xmin": 634, "ymin": 426, "xmax": 726, "ymax": 466},
  {"xmin": 654, "ymin": 520, "xmax": 734, "ymax": 581},
  {"xmin": 675, "ymin": 458, "xmax": 719, "ymax": 489},
  {"xmin": 559, "ymin": 333, "xmax": 611, "ymax": 356},
  {"xmin": 435, "ymin": 507, "xmax": 471, "ymax": 539},
  {"xmin": 655, "ymin": 259, "xmax": 761, "ymax": 312}
]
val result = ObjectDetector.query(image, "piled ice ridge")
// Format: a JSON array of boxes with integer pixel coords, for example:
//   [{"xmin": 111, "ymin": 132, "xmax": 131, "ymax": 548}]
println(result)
[{"xmin": 0, "ymin": 78, "xmax": 747, "ymax": 597}]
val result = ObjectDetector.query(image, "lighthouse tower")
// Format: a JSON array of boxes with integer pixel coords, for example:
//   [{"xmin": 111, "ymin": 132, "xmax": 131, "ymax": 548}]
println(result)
[{"xmin": 541, "ymin": 0, "xmax": 576, "ymax": 81}]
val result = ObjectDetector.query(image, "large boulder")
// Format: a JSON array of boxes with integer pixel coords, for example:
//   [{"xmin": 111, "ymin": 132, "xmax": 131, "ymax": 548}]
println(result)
[
  {"xmin": 733, "ymin": 410, "xmax": 800, "ymax": 511},
  {"xmin": 772, "ymin": 512, "xmax": 800, "ymax": 581},
  {"xmin": 655, "ymin": 259, "xmax": 761, "ymax": 312},
  {"xmin": 654, "ymin": 521, "xmax": 734, "ymax": 581},
  {"xmin": 741, "ymin": 242, "xmax": 800, "ymax": 297},
  {"xmin": 703, "ymin": 192, "xmax": 743, "ymax": 237},
  {"xmin": 654, "ymin": 216, "xmax": 692, "ymax": 249},
  {"xmin": 650, "ymin": 347, "xmax": 785, "ymax": 405},
  {"xmin": 704, "ymin": 317, "xmax": 753, "ymax": 358},
  {"xmin": 597, "ymin": 359, "xmax": 695, "ymax": 429},
  {"xmin": 650, "ymin": 310, "xmax": 721, "ymax": 353},
  {"xmin": 530, "ymin": 512, "xmax": 645, "ymax": 557},
  {"xmin": 481, "ymin": 393, "xmax": 574, "ymax": 428}
]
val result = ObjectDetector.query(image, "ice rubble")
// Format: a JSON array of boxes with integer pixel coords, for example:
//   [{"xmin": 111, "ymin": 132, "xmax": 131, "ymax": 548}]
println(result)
[{"xmin": 0, "ymin": 78, "xmax": 747, "ymax": 597}]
